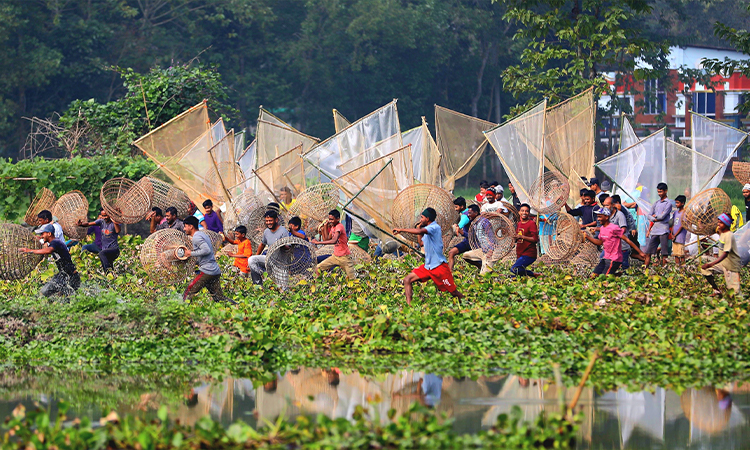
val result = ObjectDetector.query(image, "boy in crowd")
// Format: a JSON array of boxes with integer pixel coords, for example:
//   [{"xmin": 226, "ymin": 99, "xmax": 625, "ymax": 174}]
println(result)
[
  {"xmin": 701, "ymin": 214, "xmax": 742, "ymax": 297},
  {"xmin": 448, "ymin": 204, "xmax": 480, "ymax": 271},
  {"xmin": 565, "ymin": 190, "xmax": 597, "ymax": 228},
  {"xmin": 249, "ymin": 210, "xmax": 288, "ymax": 285},
  {"xmin": 183, "ymin": 216, "xmax": 234, "ymax": 304},
  {"xmin": 394, "ymin": 208, "xmax": 464, "ymax": 305},
  {"xmin": 280, "ymin": 186, "xmax": 296, "ymax": 210},
  {"xmin": 589, "ymin": 178, "xmax": 607, "ymax": 203},
  {"xmin": 610, "ymin": 195, "xmax": 642, "ymax": 267},
  {"xmin": 146, "ymin": 207, "xmax": 165, "ymax": 234},
  {"xmin": 202, "ymin": 199, "xmax": 224, "ymax": 233},
  {"xmin": 508, "ymin": 182, "xmax": 522, "ymax": 210},
  {"xmin": 37, "ymin": 210, "xmax": 64, "ymax": 241},
  {"xmin": 188, "ymin": 202, "xmax": 207, "ymax": 230},
  {"xmin": 480, "ymin": 187, "xmax": 508, "ymax": 214},
  {"xmin": 476, "ymin": 181, "xmax": 489, "ymax": 203},
  {"xmin": 82, "ymin": 209, "xmax": 103, "ymax": 254},
  {"xmin": 670, "ymin": 195, "xmax": 688, "ymax": 265},
  {"xmin": 156, "ymin": 207, "xmax": 185, "ymax": 232},
  {"xmin": 453, "ymin": 197, "xmax": 470, "ymax": 231},
  {"xmin": 19, "ymin": 224, "xmax": 80, "ymax": 297},
  {"xmin": 288, "ymin": 216, "xmax": 308, "ymax": 240},
  {"xmin": 312, "ymin": 210, "xmax": 356, "ymax": 280},
  {"xmin": 223, "ymin": 225, "xmax": 253, "ymax": 277},
  {"xmin": 511, "ymin": 204, "xmax": 539, "ymax": 277},
  {"xmin": 583, "ymin": 206, "xmax": 644, "ymax": 276},
  {"xmin": 78, "ymin": 210, "xmax": 120, "ymax": 273},
  {"xmin": 645, "ymin": 183, "xmax": 672, "ymax": 268}
]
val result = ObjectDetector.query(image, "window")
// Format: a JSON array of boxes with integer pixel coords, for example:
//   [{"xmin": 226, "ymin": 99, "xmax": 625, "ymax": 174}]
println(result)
[
  {"xmin": 692, "ymin": 92, "xmax": 716, "ymax": 116},
  {"xmin": 643, "ymin": 79, "xmax": 666, "ymax": 114}
]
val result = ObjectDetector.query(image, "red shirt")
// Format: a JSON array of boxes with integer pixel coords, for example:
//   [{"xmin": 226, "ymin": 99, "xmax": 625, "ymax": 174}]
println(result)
[
  {"xmin": 475, "ymin": 193, "xmax": 485, "ymax": 203},
  {"xmin": 516, "ymin": 219, "xmax": 538, "ymax": 258},
  {"xmin": 332, "ymin": 223, "xmax": 351, "ymax": 257}
]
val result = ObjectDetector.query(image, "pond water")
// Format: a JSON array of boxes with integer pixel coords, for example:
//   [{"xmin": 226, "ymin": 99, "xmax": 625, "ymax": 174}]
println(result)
[{"xmin": 1, "ymin": 369, "xmax": 749, "ymax": 449}]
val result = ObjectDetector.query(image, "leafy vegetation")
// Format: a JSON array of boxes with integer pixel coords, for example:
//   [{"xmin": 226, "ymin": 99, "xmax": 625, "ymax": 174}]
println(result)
[
  {"xmin": 1, "ymin": 401, "xmax": 579, "ymax": 450},
  {"xmin": 0, "ymin": 237, "xmax": 749, "ymax": 393},
  {"xmin": 0, "ymin": 156, "xmax": 155, "ymax": 220}
]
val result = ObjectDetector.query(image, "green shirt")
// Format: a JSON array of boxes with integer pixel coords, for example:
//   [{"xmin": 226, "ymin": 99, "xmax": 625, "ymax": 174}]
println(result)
[{"xmin": 348, "ymin": 233, "xmax": 370, "ymax": 251}]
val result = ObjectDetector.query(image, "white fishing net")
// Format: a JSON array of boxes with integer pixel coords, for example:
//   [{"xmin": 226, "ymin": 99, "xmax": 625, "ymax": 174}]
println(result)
[
  {"xmin": 485, "ymin": 100, "xmax": 546, "ymax": 205},
  {"xmin": 402, "ymin": 120, "xmax": 442, "ymax": 186},
  {"xmin": 333, "ymin": 109, "xmax": 351, "ymax": 133},
  {"xmin": 691, "ymin": 113, "xmax": 748, "ymax": 189},
  {"xmin": 619, "ymin": 115, "xmax": 639, "ymax": 151}
]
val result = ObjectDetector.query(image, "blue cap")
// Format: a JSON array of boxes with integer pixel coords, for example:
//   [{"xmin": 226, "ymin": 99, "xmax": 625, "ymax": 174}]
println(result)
[
  {"xmin": 718, "ymin": 213, "xmax": 732, "ymax": 227},
  {"xmin": 35, "ymin": 224, "xmax": 55, "ymax": 234},
  {"xmin": 594, "ymin": 206, "xmax": 611, "ymax": 216}
]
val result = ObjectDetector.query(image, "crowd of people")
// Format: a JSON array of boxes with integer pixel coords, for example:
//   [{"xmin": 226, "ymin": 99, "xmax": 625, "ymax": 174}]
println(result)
[{"xmin": 22, "ymin": 176, "xmax": 745, "ymax": 303}]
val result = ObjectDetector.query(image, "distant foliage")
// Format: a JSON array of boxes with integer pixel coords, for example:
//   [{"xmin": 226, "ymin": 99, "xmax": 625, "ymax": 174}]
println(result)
[
  {"xmin": 59, "ymin": 65, "xmax": 237, "ymax": 157},
  {"xmin": 0, "ymin": 156, "xmax": 155, "ymax": 221}
]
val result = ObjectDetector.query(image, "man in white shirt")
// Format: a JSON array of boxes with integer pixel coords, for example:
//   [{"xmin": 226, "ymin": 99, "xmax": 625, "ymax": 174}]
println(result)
[{"xmin": 480, "ymin": 187, "xmax": 508, "ymax": 215}]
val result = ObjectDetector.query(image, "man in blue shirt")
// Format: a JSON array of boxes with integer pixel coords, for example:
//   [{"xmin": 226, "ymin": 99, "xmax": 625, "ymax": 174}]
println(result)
[
  {"xmin": 393, "ymin": 208, "xmax": 464, "ymax": 306},
  {"xmin": 448, "ymin": 204, "xmax": 479, "ymax": 271}
]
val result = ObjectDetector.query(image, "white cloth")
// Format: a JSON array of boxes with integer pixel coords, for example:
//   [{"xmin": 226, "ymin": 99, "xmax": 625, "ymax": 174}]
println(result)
[{"xmin": 481, "ymin": 201, "xmax": 508, "ymax": 214}]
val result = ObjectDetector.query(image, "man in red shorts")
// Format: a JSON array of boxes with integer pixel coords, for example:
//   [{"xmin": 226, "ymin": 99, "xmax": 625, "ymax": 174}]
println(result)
[{"xmin": 393, "ymin": 207, "xmax": 465, "ymax": 305}]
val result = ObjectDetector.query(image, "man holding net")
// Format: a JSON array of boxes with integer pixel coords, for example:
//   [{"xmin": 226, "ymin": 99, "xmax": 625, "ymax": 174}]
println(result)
[
  {"xmin": 394, "ymin": 208, "xmax": 464, "ymax": 306},
  {"xmin": 311, "ymin": 210, "xmax": 356, "ymax": 280},
  {"xmin": 19, "ymin": 223, "xmax": 80, "ymax": 297},
  {"xmin": 182, "ymin": 216, "xmax": 235, "ymax": 304}
]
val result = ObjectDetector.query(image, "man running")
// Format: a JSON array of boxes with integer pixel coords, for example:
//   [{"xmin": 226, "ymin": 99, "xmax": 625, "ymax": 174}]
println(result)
[
  {"xmin": 393, "ymin": 208, "xmax": 464, "ymax": 305},
  {"xmin": 183, "ymin": 216, "xmax": 234, "ymax": 304},
  {"xmin": 19, "ymin": 224, "xmax": 80, "ymax": 297},
  {"xmin": 78, "ymin": 210, "xmax": 120, "ymax": 273}
]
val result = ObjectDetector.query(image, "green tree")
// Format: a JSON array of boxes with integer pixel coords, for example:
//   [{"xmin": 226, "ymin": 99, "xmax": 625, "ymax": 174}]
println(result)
[
  {"xmin": 702, "ymin": 2, "xmax": 750, "ymax": 115},
  {"xmin": 60, "ymin": 64, "xmax": 237, "ymax": 156},
  {"xmin": 500, "ymin": 0, "xmax": 670, "ymax": 112}
]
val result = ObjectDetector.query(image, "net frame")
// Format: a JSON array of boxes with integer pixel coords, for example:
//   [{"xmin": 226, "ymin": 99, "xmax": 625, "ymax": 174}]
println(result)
[
  {"xmin": 528, "ymin": 171, "xmax": 570, "ymax": 215},
  {"xmin": 52, "ymin": 191, "xmax": 89, "ymax": 240},
  {"xmin": 137, "ymin": 177, "xmax": 192, "ymax": 219},
  {"xmin": 691, "ymin": 112, "xmax": 749, "ymax": 189},
  {"xmin": 467, "ymin": 212, "xmax": 515, "ymax": 263},
  {"xmin": 223, "ymin": 191, "xmax": 266, "ymax": 241},
  {"xmin": 201, "ymin": 230, "xmax": 224, "ymax": 252},
  {"xmin": 139, "ymin": 229, "xmax": 195, "ymax": 285},
  {"xmin": 683, "ymin": 188, "xmax": 732, "ymax": 236},
  {"xmin": 391, "ymin": 184, "xmax": 458, "ymax": 244},
  {"xmin": 501, "ymin": 201, "xmax": 520, "ymax": 224},
  {"xmin": 25, "ymin": 188, "xmax": 56, "ymax": 226},
  {"xmin": 333, "ymin": 109, "xmax": 351, "ymax": 133},
  {"xmin": 539, "ymin": 212, "xmax": 582, "ymax": 261},
  {"xmin": 265, "ymin": 236, "xmax": 318, "ymax": 290},
  {"xmin": 0, "ymin": 224, "xmax": 43, "ymax": 280},
  {"xmin": 732, "ymin": 161, "xmax": 750, "ymax": 186},
  {"xmin": 287, "ymin": 183, "xmax": 340, "ymax": 236},
  {"xmin": 100, "ymin": 178, "xmax": 151, "ymax": 224}
]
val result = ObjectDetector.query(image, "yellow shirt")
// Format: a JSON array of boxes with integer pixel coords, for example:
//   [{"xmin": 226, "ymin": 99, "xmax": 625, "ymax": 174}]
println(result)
[{"xmin": 719, "ymin": 230, "xmax": 742, "ymax": 273}]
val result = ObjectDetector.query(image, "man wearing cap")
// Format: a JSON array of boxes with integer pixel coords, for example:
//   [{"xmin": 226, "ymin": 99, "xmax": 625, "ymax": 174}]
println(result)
[
  {"xmin": 480, "ymin": 187, "xmax": 508, "ymax": 215},
  {"xmin": 583, "ymin": 206, "xmax": 644, "ymax": 277},
  {"xmin": 182, "ymin": 215, "xmax": 235, "ymax": 304},
  {"xmin": 743, "ymin": 184, "xmax": 750, "ymax": 222},
  {"xmin": 701, "ymin": 213, "xmax": 742, "ymax": 296},
  {"xmin": 394, "ymin": 207, "xmax": 464, "ymax": 305},
  {"xmin": 19, "ymin": 224, "xmax": 80, "ymax": 297},
  {"xmin": 589, "ymin": 178, "xmax": 608, "ymax": 203}
]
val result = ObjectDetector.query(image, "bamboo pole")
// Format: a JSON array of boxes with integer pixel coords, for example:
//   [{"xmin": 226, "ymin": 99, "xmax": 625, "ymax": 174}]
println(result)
[
  {"xmin": 567, "ymin": 351, "xmax": 597, "ymax": 420},
  {"xmin": 341, "ymin": 158, "xmax": 393, "ymax": 210}
]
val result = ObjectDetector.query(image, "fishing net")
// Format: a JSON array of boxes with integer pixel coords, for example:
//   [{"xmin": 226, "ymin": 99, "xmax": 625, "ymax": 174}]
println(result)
[
  {"xmin": 287, "ymin": 183, "xmax": 340, "ymax": 235},
  {"xmin": 316, "ymin": 244, "xmax": 372, "ymax": 265},
  {"xmin": 596, "ymin": 129, "xmax": 666, "ymax": 212},
  {"xmin": 25, "ymin": 188, "xmax": 56, "ymax": 226},
  {"xmin": 666, "ymin": 139, "xmax": 725, "ymax": 199},
  {"xmin": 528, "ymin": 171, "xmax": 570, "ymax": 215},
  {"xmin": 139, "ymin": 229, "xmax": 195, "ymax": 285},
  {"xmin": 253, "ymin": 144, "xmax": 307, "ymax": 198},
  {"xmin": 201, "ymin": 230, "xmax": 224, "ymax": 252},
  {"xmin": 333, "ymin": 109, "xmax": 351, "ymax": 133},
  {"xmin": 133, "ymin": 101, "xmax": 209, "ymax": 163},
  {"xmin": 539, "ymin": 212, "xmax": 582, "ymax": 260},
  {"xmin": 619, "ymin": 115, "xmax": 639, "ymax": 151},
  {"xmin": 435, "ymin": 105, "xmax": 496, "ymax": 191},
  {"xmin": 502, "ymin": 201, "xmax": 520, "ymax": 224},
  {"xmin": 543, "ymin": 89, "xmax": 595, "ymax": 187},
  {"xmin": 303, "ymin": 101, "xmax": 401, "ymax": 181},
  {"xmin": 683, "ymin": 188, "xmax": 732, "ymax": 236},
  {"xmin": 692, "ymin": 113, "xmax": 748, "ymax": 189},
  {"xmin": 391, "ymin": 184, "xmax": 457, "ymax": 244},
  {"xmin": 0, "ymin": 224, "xmax": 43, "ymax": 280},
  {"xmin": 206, "ymin": 130, "xmax": 247, "ymax": 201},
  {"xmin": 256, "ymin": 111, "xmax": 318, "ymax": 168},
  {"xmin": 265, "ymin": 236, "xmax": 317, "ymax": 290},
  {"xmin": 210, "ymin": 118, "xmax": 227, "ymax": 145},
  {"xmin": 223, "ymin": 191, "xmax": 266, "ymax": 241},
  {"xmin": 468, "ymin": 213, "xmax": 515, "ymax": 263},
  {"xmin": 732, "ymin": 161, "xmax": 750, "ymax": 186},
  {"xmin": 485, "ymin": 100, "xmax": 546, "ymax": 205},
  {"xmin": 100, "ymin": 178, "xmax": 151, "ymax": 224},
  {"xmin": 234, "ymin": 130, "xmax": 246, "ymax": 161},
  {"xmin": 569, "ymin": 240, "xmax": 600, "ymax": 268},
  {"xmin": 246, "ymin": 205, "xmax": 291, "ymax": 247},
  {"xmin": 52, "ymin": 191, "xmax": 89, "ymax": 240},
  {"xmin": 403, "ymin": 121, "xmax": 442, "ymax": 187},
  {"xmin": 137, "ymin": 177, "xmax": 191, "ymax": 219},
  {"xmin": 237, "ymin": 139, "xmax": 257, "ymax": 179}
]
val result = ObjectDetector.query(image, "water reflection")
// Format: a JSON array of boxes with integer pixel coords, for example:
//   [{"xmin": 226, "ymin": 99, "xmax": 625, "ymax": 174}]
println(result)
[{"xmin": 1, "ymin": 370, "xmax": 749, "ymax": 449}]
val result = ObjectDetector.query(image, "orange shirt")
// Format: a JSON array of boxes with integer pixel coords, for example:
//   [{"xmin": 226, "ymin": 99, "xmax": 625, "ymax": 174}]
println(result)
[{"xmin": 234, "ymin": 239, "xmax": 253, "ymax": 272}]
